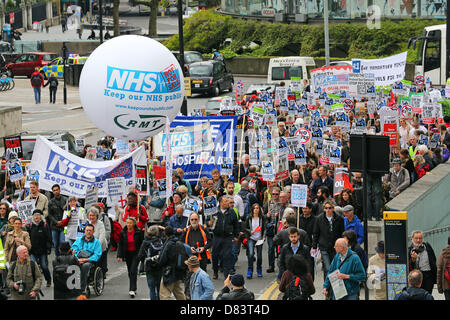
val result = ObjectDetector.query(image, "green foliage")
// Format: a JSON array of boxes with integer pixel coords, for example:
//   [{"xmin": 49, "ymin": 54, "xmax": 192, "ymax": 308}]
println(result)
[
  {"xmin": 165, "ymin": 11, "xmax": 442, "ymax": 60},
  {"xmin": 5, "ymin": 0, "xmax": 17, "ymax": 12}
]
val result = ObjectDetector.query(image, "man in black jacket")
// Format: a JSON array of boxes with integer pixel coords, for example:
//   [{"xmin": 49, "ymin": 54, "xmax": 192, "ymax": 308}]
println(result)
[
  {"xmin": 53, "ymin": 241, "xmax": 81, "ymax": 300},
  {"xmin": 408, "ymin": 230, "xmax": 437, "ymax": 294},
  {"xmin": 181, "ymin": 213, "xmax": 212, "ymax": 272},
  {"xmin": 48, "ymin": 184, "xmax": 67, "ymax": 256},
  {"xmin": 311, "ymin": 200, "xmax": 345, "ymax": 281},
  {"xmin": 310, "ymin": 166, "xmax": 334, "ymax": 201},
  {"xmin": 26, "ymin": 209, "xmax": 52, "ymax": 287},
  {"xmin": 278, "ymin": 227, "xmax": 313, "ymax": 280},
  {"xmin": 207, "ymin": 195, "xmax": 240, "ymax": 279},
  {"xmin": 216, "ymin": 273, "xmax": 255, "ymax": 300}
]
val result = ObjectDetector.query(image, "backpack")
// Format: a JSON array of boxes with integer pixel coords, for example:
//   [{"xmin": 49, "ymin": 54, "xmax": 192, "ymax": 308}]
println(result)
[
  {"xmin": 50, "ymin": 79, "xmax": 57, "ymax": 87},
  {"xmin": 10, "ymin": 260, "xmax": 44, "ymax": 297},
  {"xmin": 445, "ymin": 262, "xmax": 450, "ymax": 286},
  {"xmin": 174, "ymin": 240, "xmax": 191, "ymax": 272},
  {"xmin": 144, "ymin": 238, "xmax": 164, "ymax": 271},
  {"xmin": 286, "ymin": 276, "xmax": 309, "ymax": 300},
  {"xmin": 31, "ymin": 74, "xmax": 42, "ymax": 86}
]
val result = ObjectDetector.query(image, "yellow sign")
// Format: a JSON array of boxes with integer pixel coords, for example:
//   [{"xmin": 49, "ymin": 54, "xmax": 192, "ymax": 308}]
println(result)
[
  {"xmin": 184, "ymin": 77, "xmax": 191, "ymax": 97},
  {"xmin": 383, "ymin": 211, "xmax": 407, "ymax": 220}
]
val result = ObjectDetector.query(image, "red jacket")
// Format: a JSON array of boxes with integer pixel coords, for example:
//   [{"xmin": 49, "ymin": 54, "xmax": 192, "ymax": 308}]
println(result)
[
  {"xmin": 415, "ymin": 163, "xmax": 430, "ymax": 180},
  {"xmin": 30, "ymin": 71, "xmax": 44, "ymax": 88},
  {"xmin": 122, "ymin": 204, "xmax": 148, "ymax": 230}
]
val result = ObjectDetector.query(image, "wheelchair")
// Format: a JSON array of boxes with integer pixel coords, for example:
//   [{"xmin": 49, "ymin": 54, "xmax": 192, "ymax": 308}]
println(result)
[{"xmin": 85, "ymin": 262, "xmax": 104, "ymax": 297}]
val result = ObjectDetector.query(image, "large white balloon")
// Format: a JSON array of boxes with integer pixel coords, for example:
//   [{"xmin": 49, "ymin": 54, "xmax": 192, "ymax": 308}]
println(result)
[{"xmin": 79, "ymin": 35, "xmax": 184, "ymax": 140}]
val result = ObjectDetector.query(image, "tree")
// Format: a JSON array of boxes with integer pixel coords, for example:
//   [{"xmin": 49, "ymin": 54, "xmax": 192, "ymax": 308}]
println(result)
[
  {"xmin": 113, "ymin": 0, "xmax": 120, "ymax": 36},
  {"xmin": 129, "ymin": 0, "xmax": 159, "ymax": 37}
]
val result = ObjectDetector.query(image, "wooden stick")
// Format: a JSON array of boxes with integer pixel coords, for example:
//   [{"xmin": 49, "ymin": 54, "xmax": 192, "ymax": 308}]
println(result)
[
  {"xmin": 297, "ymin": 207, "xmax": 300, "ymax": 229},
  {"xmin": 238, "ymin": 114, "xmax": 246, "ymax": 182}
]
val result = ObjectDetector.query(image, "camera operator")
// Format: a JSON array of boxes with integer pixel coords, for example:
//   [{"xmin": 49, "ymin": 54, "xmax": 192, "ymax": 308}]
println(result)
[
  {"xmin": 6, "ymin": 245, "xmax": 43, "ymax": 300},
  {"xmin": 408, "ymin": 230, "xmax": 437, "ymax": 294}
]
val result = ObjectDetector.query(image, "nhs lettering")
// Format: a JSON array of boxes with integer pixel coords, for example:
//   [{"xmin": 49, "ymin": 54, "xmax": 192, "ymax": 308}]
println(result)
[{"xmin": 106, "ymin": 65, "xmax": 181, "ymax": 94}]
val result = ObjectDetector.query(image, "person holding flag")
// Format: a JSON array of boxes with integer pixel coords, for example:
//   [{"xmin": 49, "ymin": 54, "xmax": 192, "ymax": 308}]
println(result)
[{"xmin": 122, "ymin": 191, "xmax": 148, "ymax": 230}]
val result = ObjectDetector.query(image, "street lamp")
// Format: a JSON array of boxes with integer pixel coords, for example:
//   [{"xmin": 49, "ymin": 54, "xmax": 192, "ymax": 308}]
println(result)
[
  {"xmin": 177, "ymin": 0, "xmax": 187, "ymax": 115},
  {"xmin": 62, "ymin": 42, "xmax": 67, "ymax": 104},
  {"xmin": 99, "ymin": 0, "xmax": 103, "ymax": 43}
]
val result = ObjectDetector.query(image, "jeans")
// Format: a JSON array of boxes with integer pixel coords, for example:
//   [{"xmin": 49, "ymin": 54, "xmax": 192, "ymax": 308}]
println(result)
[
  {"xmin": 146, "ymin": 273, "xmax": 162, "ymax": 300},
  {"xmin": 367, "ymin": 174, "xmax": 382, "ymax": 219},
  {"xmin": 80, "ymin": 262, "xmax": 92, "ymax": 293},
  {"xmin": 247, "ymin": 239, "xmax": 263, "ymax": 270},
  {"xmin": 266, "ymin": 236, "xmax": 275, "ymax": 268},
  {"xmin": 30, "ymin": 254, "xmax": 51, "ymax": 282},
  {"xmin": 33, "ymin": 87, "xmax": 41, "ymax": 103},
  {"xmin": 230, "ymin": 241, "xmax": 240, "ymax": 272},
  {"xmin": 49, "ymin": 87, "xmax": 57, "ymax": 103},
  {"xmin": 321, "ymin": 250, "xmax": 334, "ymax": 281},
  {"xmin": 52, "ymin": 229, "xmax": 66, "ymax": 256},
  {"xmin": 211, "ymin": 236, "xmax": 233, "ymax": 277}
]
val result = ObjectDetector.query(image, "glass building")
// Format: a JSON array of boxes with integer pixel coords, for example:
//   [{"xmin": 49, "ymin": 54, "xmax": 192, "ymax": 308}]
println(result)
[{"xmin": 220, "ymin": 0, "xmax": 447, "ymax": 20}]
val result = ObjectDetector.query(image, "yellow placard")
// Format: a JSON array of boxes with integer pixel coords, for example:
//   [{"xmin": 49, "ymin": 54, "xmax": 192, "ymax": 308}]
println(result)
[
  {"xmin": 383, "ymin": 211, "xmax": 407, "ymax": 220},
  {"xmin": 184, "ymin": 77, "xmax": 191, "ymax": 97}
]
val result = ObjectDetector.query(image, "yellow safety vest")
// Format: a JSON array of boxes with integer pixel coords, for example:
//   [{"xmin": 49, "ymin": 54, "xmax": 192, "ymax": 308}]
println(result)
[{"xmin": 0, "ymin": 240, "xmax": 6, "ymax": 270}]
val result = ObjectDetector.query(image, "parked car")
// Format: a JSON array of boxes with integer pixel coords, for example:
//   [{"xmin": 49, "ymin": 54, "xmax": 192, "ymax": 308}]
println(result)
[
  {"xmin": 0, "ymin": 41, "xmax": 19, "ymax": 64},
  {"xmin": 205, "ymin": 96, "xmax": 238, "ymax": 116},
  {"xmin": 171, "ymin": 50, "xmax": 203, "ymax": 75},
  {"xmin": 39, "ymin": 55, "xmax": 88, "ymax": 79},
  {"xmin": 189, "ymin": 60, "xmax": 234, "ymax": 97},
  {"xmin": 6, "ymin": 52, "xmax": 57, "ymax": 77}
]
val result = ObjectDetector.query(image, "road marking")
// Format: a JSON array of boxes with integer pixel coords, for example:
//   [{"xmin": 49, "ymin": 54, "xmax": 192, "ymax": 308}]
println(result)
[{"xmin": 259, "ymin": 281, "xmax": 278, "ymax": 300}]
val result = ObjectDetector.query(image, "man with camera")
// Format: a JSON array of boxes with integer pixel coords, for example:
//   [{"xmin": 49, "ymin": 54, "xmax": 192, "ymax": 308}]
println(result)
[
  {"xmin": 71, "ymin": 224, "xmax": 102, "ymax": 296},
  {"xmin": 6, "ymin": 245, "xmax": 43, "ymax": 300},
  {"xmin": 181, "ymin": 213, "xmax": 211, "ymax": 272},
  {"xmin": 408, "ymin": 230, "xmax": 437, "ymax": 294}
]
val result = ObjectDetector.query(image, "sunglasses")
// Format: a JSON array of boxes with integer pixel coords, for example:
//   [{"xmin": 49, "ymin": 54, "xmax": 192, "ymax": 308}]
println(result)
[
  {"xmin": 190, "ymin": 218, "xmax": 198, "ymax": 221},
  {"xmin": 272, "ymin": 193, "xmax": 279, "ymax": 196}
]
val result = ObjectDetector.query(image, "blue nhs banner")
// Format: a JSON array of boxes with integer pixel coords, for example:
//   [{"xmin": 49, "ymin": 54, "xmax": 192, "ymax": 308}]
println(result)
[
  {"xmin": 106, "ymin": 65, "xmax": 181, "ymax": 94},
  {"xmin": 352, "ymin": 60, "xmax": 361, "ymax": 73},
  {"xmin": 167, "ymin": 116, "xmax": 237, "ymax": 183}
]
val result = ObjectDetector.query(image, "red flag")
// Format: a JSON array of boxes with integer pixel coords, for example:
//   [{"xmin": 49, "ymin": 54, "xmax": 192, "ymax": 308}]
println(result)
[{"xmin": 388, "ymin": 89, "xmax": 396, "ymax": 106}]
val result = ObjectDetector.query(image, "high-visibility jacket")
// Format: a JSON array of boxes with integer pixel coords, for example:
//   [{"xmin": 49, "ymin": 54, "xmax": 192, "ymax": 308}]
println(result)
[
  {"xmin": 0, "ymin": 240, "xmax": 6, "ymax": 270},
  {"xmin": 409, "ymin": 145, "xmax": 418, "ymax": 160},
  {"xmin": 184, "ymin": 225, "xmax": 211, "ymax": 261},
  {"xmin": 446, "ymin": 78, "xmax": 450, "ymax": 85}
]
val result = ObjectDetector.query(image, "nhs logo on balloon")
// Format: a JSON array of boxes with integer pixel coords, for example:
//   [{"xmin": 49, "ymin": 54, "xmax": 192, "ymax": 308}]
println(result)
[{"xmin": 106, "ymin": 65, "xmax": 181, "ymax": 94}]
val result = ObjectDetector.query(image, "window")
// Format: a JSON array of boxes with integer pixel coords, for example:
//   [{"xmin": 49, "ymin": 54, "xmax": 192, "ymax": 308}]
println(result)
[
  {"xmin": 185, "ymin": 52, "xmax": 203, "ymax": 64},
  {"xmin": 16, "ymin": 54, "xmax": 28, "ymax": 62},
  {"xmin": 271, "ymin": 66, "xmax": 303, "ymax": 81},
  {"xmin": 424, "ymin": 30, "xmax": 441, "ymax": 72},
  {"xmin": 190, "ymin": 65, "xmax": 212, "ymax": 76},
  {"xmin": 27, "ymin": 55, "xmax": 38, "ymax": 62},
  {"xmin": 42, "ymin": 54, "xmax": 57, "ymax": 62}
]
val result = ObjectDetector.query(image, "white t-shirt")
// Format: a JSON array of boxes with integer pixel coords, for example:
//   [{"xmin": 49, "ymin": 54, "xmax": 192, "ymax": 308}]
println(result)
[{"xmin": 250, "ymin": 217, "xmax": 262, "ymax": 241}]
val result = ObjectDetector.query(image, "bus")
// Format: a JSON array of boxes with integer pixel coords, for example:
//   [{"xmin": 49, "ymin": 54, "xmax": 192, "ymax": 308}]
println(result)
[
  {"xmin": 267, "ymin": 56, "xmax": 316, "ymax": 87},
  {"xmin": 408, "ymin": 24, "xmax": 447, "ymax": 86}
]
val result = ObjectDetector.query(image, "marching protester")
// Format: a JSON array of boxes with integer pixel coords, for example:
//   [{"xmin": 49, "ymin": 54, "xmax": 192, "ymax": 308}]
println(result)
[
  {"xmin": 244, "ymin": 203, "xmax": 266, "ymax": 279},
  {"xmin": 117, "ymin": 217, "xmax": 144, "ymax": 298},
  {"xmin": 48, "ymin": 184, "xmax": 67, "ymax": 256},
  {"xmin": 122, "ymin": 192, "xmax": 148, "ymax": 230},
  {"xmin": 26, "ymin": 209, "xmax": 52, "ymax": 288},
  {"xmin": 6, "ymin": 245, "xmax": 43, "ymax": 300},
  {"xmin": 181, "ymin": 213, "xmax": 211, "ymax": 272},
  {"xmin": 216, "ymin": 273, "xmax": 255, "ymax": 300},
  {"xmin": 4, "ymin": 217, "xmax": 31, "ymax": 264},
  {"xmin": 279, "ymin": 254, "xmax": 315, "ymax": 300},
  {"xmin": 52, "ymin": 241, "xmax": 81, "ymax": 300},
  {"xmin": 25, "ymin": 181, "xmax": 48, "ymax": 220},
  {"xmin": 61, "ymin": 197, "xmax": 87, "ymax": 246},
  {"xmin": 87, "ymin": 207, "xmax": 108, "ymax": 277},
  {"xmin": 184, "ymin": 255, "xmax": 214, "ymax": 300}
]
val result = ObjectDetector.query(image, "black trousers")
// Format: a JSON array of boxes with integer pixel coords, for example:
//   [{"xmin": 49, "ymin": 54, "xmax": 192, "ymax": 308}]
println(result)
[
  {"xmin": 49, "ymin": 87, "xmax": 57, "ymax": 103},
  {"xmin": 125, "ymin": 251, "xmax": 139, "ymax": 292},
  {"xmin": 420, "ymin": 270, "xmax": 435, "ymax": 294}
]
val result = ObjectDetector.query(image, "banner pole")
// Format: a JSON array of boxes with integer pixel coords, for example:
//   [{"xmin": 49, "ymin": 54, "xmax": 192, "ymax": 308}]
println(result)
[
  {"xmin": 238, "ymin": 115, "xmax": 246, "ymax": 182},
  {"xmin": 297, "ymin": 207, "xmax": 300, "ymax": 229}
]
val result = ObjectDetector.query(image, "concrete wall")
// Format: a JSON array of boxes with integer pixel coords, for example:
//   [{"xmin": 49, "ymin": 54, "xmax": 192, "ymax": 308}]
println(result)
[
  {"xmin": 0, "ymin": 106, "xmax": 22, "ymax": 148},
  {"xmin": 41, "ymin": 41, "xmax": 101, "ymax": 56},
  {"xmin": 387, "ymin": 161, "xmax": 450, "ymax": 255}
]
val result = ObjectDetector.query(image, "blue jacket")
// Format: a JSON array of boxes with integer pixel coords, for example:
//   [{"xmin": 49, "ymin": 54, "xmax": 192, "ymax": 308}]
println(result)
[
  {"xmin": 168, "ymin": 214, "xmax": 189, "ymax": 238},
  {"xmin": 344, "ymin": 215, "xmax": 364, "ymax": 245},
  {"xmin": 323, "ymin": 248, "xmax": 366, "ymax": 299},
  {"xmin": 189, "ymin": 268, "xmax": 214, "ymax": 300},
  {"xmin": 72, "ymin": 236, "xmax": 102, "ymax": 262}
]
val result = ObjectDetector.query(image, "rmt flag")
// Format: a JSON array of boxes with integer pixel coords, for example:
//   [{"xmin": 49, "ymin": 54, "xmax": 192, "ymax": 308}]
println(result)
[{"xmin": 134, "ymin": 164, "xmax": 148, "ymax": 195}]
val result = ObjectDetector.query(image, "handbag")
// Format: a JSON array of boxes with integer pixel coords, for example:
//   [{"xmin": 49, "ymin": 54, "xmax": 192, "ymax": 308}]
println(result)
[{"xmin": 77, "ymin": 250, "xmax": 92, "ymax": 259}]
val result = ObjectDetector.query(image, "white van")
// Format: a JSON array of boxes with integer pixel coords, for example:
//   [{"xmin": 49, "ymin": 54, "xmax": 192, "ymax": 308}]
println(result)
[{"xmin": 267, "ymin": 56, "xmax": 316, "ymax": 87}]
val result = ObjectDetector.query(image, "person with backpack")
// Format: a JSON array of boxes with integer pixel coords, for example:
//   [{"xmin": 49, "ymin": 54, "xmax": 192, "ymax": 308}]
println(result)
[
  {"xmin": 137, "ymin": 225, "xmax": 164, "ymax": 300},
  {"xmin": 157, "ymin": 226, "xmax": 186, "ymax": 300},
  {"xmin": 26, "ymin": 209, "xmax": 52, "ymax": 288},
  {"xmin": 44, "ymin": 72, "xmax": 59, "ymax": 103},
  {"xmin": 6, "ymin": 245, "xmax": 43, "ymax": 300},
  {"xmin": 279, "ymin": 254, "xmax": 315, "ymax": 300},
  {"xmin": 437, "ymin": 235, "xmax": 450, "ymax": 300},
  {"xmin": 395, "ymin": 269, "xmax": 434, "ymax": 300},
  {"xmin": 52, "ymin": 241, "xmax": 81, "ymax": 300},
  {"xmin": 322, "ymin": 238, "xmax": 366, "ymax": 300},
  {"xmin": 117, "ymin": 217, "xmax": 144, "ymax": 298},
  {"xmin": 30, "ymin": 67, "xmax": 44, "ymax": 104}
]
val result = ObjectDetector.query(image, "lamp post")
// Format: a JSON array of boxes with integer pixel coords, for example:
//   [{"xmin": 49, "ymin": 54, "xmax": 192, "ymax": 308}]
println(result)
[
  {"xmin": 99, "ymin": 0, "xmax": 103, "ymax": 43},
  {"xmin": 324, "ymin": 0, "xmax": 330, "ymax": 66},
  {"xmin": 177, "ymin": 0, "xmax": 187, "ymax": 115},
  {"xmin": 62, "ymin": 42, "xmax": 67, "ymax": 104}
]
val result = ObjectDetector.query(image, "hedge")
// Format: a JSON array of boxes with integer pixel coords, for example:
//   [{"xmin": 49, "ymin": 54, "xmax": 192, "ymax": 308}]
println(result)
[{"xmin": 164, "ymin": 9, "xmax": 442, "ymax": 61}]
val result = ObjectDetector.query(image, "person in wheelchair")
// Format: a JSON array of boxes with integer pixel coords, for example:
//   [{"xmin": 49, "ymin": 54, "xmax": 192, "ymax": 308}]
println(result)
[{"xmin": 71, "ymin": 224, "xmax": 102, "ymax": 295}]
